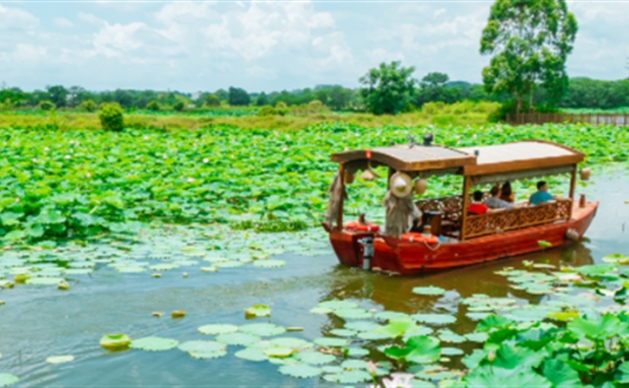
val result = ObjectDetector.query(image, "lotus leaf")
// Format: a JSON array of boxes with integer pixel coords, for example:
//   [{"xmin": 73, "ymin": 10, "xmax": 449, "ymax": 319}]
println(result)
[
  {"xmin": 25, "ymin": 278, "xmax": 65, "ymax": 286},
  {"xmin": 317, "ymin": 300, "xmax": 358, "ymax": 310},
  {"xmin": 438, "ymin": 332, "xmax": 466, "ymax": 343},
  {"xmin": 464, "ymin": 332, "xmax": 488, "ymax": 343},
  {"xmin": 0, "ymin": 374, "xmax": 18, "ymax": 387},
  {"xmin": 245, "ymin": 304, "xmax": 271, "ymax": 317},
  {"xmin": 239, "ymin": 323, "xmax": 285, "ymax": 337},
  {"xmin": 411, "ymin": 314, "xmax": 456, "ymax": 325},
  {"xmin": 464, "ymin": 366, "xmax": 552, "ymax": 388},
  {"xmin": 293, "ymin": 351, "xmax": 335, "ymax": 365},
  {"xmin": 46, "ymin": 355, "xmax": 74, "ymax": 364},
  {"xmin": 602, "ymin": 253, "xmax": 629, "ymax": 264},
  {"xmin": 313, "ymin": 337, "xmax": 349, "ymax": 348},
  {"xmin": 190, "ymin": 349, "xmax": 228, "ymax": 359},
  {"xmin": 215, "ymin": 332, "xmax": 261, "ymax": 346},
  {"xmin": 269, "ymin": 337, "xmax": 313, "ymax": 349},
  {"xmin": 334, "ymin": 308, "xmax": 372, "ymax": 320},
  {"xmin": 373, "ymin": 311, "xmax": 411, "ymax": 321},
  {"xmin": 278, "ymin": 364, "xmax": 322, "ymax": 379},
  {"xmin": 346, "ymin": 347, "xmax": 369, "ymax": 357},
  {"xmin": 100, "ymin": 333, "xmax": 132, "ymax": 351},
  {"xmin": 253, "ymin": 260, "xmax": 285, "ymax": 268},
  {"xmin": 385, "ymin": 335, "xmax": 440, "ymax": 364},
  {"xmin": 344, "ymin": 321, "xmax": 380, "ymax": 332},
  {"xmin": 412, "ymin": 286, "xmax": 446, "ymax": 296},
  {"xmin": 441, "ymin": 347, "xmax": 464, "ymax": 356},
  {"xmin": 149, "ymin": 263, "xmax": 179, "ymax": 271},
  {"xmin": 309, "ymin": 307, "xmax": 332, "ymax": 315},
  {"xmin": 234, "ymin": 348, "xmax": 268, "ymax": 362},
  {"xmin": 357, "ymin": 332, "xmax": 390, "ymax": 341},
  {"xmin": 542, "ymin": 359, "xmax": 581, "ymax": 388},
  {"xmin": 215, "ymin": 261, "xmax": 245, "ymax": 268},
  {"xmin": 330, "ymin": 328, "xmax": 356, "ymax": 337},
  {"xmin": 200, "ymin": 266, "xmax": 218, "ymax": 272},
  {"xmin": 178, "ymin": 341, "xmax": 225, "ymax": 353},
  {"xmin": 130, "ymin": 336, "xmax": 179, "ymax": 351},
  {"xmin": 323, "ymin": 370, "xmax": 371, "ymax": 383},
  {"xmin": 408, "ymin": 379, "xmax": 436, "ymax": 388},
  {"xmin": 321, "ymin": 366, "xmax": 343, "ymax": 374},
  {"xmin": 198, "ymin": 324, "xmax": 238, "ymax": 335}
]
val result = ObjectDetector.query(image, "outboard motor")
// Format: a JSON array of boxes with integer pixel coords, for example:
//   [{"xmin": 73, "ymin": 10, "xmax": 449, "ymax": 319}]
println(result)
[{"xmin": 358, "ymin": 237, "xmax": 374, "ymax": 270}]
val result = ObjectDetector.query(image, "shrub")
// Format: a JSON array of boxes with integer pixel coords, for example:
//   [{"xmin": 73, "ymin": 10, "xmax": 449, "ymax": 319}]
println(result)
[
  {"xmin": 78, "ymin": 99, "xmax": 97, "ymax": 112},
  {"xmin": 257, "ymin": 106, "xmax": 278, "ymax": 117},
  {"xmin": 39, "ymin": 100, "xmax": 55, "ymax": 111},
  {"xmin": 173, "ymin": 101, "xmax": 185, "ymax": 112},
  {"xmin": 146, "ymin": 100, "xmax": 161, "ymax": 111},
  {"xmin": 98, "ymin": 103, "xmax": 124, "ymax": 132},
  {"xmin": 205, "ymin": 94, "xmax": 220, "ymax": 107}
]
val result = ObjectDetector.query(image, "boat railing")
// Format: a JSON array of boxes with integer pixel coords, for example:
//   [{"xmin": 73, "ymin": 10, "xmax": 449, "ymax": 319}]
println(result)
[
  {"xmin": 464, "ymin": 199, "xmax": 573, "ymax": 239},
  {"xmin": 415, "ymin": 195, "xmax": 465, "ymax": 219}
]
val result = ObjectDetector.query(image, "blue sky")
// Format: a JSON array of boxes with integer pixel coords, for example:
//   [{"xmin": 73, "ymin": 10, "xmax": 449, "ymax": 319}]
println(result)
[{"xmin": 1, "ymin": 0, "xmax": 628, "ymax": 93}]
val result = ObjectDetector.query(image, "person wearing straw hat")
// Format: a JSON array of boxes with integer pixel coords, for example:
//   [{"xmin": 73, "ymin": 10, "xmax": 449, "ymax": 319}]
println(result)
[{"xmin": 383, "ymin": 172, "xmax": 422, "ymax": 237}]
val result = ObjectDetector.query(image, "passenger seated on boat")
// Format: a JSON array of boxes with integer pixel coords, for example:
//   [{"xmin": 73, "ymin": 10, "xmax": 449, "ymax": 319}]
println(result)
[
  {"xmin": 529, "ymin": 181, "xmax": 554, "ymax": 205},
  {"xmin": 499, "ymin": 181, "xmax": 515, "ymax": 203},
  {"xmin": 468, "ymin": 190, "xmax": 489, "ymax": 214},
  {"xmin": 485, "ymin": 186, "xmax": 513, "ymax": 210}
]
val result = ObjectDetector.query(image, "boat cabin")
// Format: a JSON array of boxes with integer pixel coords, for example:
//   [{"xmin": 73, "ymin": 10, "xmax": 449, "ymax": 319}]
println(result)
[{"xmin": 323, "ymin": 137, "xmax": 598, "ymax": 274}]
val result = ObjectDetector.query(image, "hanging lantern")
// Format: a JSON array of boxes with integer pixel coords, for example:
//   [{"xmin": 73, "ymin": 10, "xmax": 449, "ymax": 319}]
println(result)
[
  {"xmin": 414, "ymin": 179, "xmax": 427, "ymax": 195},
  {"xmin": 360, "ymin": 167, "xmax": 380, "ymax": 181},
  {"xmin": 344, "ymin": 171, "xmax": 355, "ymax": 184},
  {"xmin": 580, "ymin": 167, "xmax": 591, "ymax": 181}
]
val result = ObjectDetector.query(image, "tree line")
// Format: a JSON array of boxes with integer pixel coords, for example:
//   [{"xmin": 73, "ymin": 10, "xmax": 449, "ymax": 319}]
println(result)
[{"xmin": 0, "ymin": 76, "xmax": 626, "ymax": 114}]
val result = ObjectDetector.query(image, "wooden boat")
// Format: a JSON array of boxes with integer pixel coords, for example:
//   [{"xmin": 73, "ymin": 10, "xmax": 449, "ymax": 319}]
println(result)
[{"xmin": 322, "ymin": 138, "xmax": 598, "ymax": 275}]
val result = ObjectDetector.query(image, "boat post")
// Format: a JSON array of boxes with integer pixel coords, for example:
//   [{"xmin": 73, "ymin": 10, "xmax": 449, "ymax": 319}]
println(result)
[
  {"xmin": 569, "ymin": 164, "xmax": 577, "ymax": 200},
  {"xmin": 337, "ymin": 163, "xmax": 345, "ymax": 230},
  {"xmin": 460, "ymin": 176, "xmax": 471, "ymax": 241}
]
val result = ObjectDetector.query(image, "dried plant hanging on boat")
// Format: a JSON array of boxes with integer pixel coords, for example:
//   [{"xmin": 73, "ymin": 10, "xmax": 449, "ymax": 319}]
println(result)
[
  {"xmin": 359, "ymin": 163, "xmax": 380, "ymax": 181},
  {"xmin": 383, "ymin": 193, "xmax": 422, "ymax": 238},
  {"xmin": 324, "ymin": 171, "xmax": 347, "ymax": 228}
]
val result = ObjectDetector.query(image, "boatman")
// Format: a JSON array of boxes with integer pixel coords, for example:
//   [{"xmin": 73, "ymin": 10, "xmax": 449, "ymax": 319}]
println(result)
[{"xmin": 529, "ymin": 181, "xmax": 554, "ymax": 205}]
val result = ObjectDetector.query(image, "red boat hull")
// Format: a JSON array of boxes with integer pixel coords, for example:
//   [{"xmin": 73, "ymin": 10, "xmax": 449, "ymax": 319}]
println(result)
[{"xmin": 329, "ymin": 201, "xmax": 598, "ymax": 275}]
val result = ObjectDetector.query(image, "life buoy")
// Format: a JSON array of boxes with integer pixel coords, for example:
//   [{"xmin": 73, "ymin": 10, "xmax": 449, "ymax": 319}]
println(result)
[
  {"xmin": 401, "ymin": 232, "xmax": 438, "ymax": 244},
  {"xmin": 345, "ymin": 221, "xmax": 379, "ymax": 232}
]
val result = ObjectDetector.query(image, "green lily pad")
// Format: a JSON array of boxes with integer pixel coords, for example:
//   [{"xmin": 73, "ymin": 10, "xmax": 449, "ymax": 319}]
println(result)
[
  {"xmin": 263, "ymin": 346, "xmax": 295, "ymax": 358},
  {"xmin": 235, "ymin": 348, "xmax": 268, "ymax": 362},
  {"xmin": 357, "ymin": 332, "xmax": 390, "ymax": 341},
  {"xmin": 293, "ymin": 351, "xmax": 336, "ymax": 365},
  {"xmin": 412, "ymin": 314, "xmax": 456, "ymax": 325},
  {"xmin": 318, "ymin": 300, "xmax": 358, "ymax": 310},
  {"xmin": 239, "ymin": 323, "xmax": 286, "ymax": 337},
  {"xmin": 323, "ymin": 370, "xmax": 371, "ymax": 383},
  {"xmin": 46, "ymin": 355, "xmax": 74, "ymax": 364},
  {"xmin": 602, "ymin": 253, "xmax": 629, "ymax": 264},
  {"xmin": 189, "ymin": 349, "xmax": 228, "ymax": 359},
  {"xmin": 130, "ymin": 336, "xmax": 179, "ymax": 351},
  {"xmin": 198, "ymin": 324, "xmax": 238, "ymax": 335},
  {"xmin": 0, "ymin": 374, "xmax": 19, "ymax": 387},
  {"xmin": 334, "ymin": 309, "xmax": 373, "ymax": 320},
  {"xmin": 309, "ymin": 307, "xmax": 332, "ymax": 315},
  {"xmin": 330, "ymin": 328, "xmax": 357, "ymax": 337},
  {"xmin": 253, "ymin": 260, "xmax": 286, "ymax": 268},
  {"xmin": 149, "ymin": 263, "xmax": 179, "ymax": 271},
  {"xmin": 25, "ymin": 277, "xmax": 65, "ymax": 286},
  {"xmin": 313, "ymin": 337, "xmax": 349, "ymax": 348},
  {"xmin": 178, "ymin": 341, "xmax": 226, "ymax": 353},
  {"xmin": 373, "ymin": 311, "xmax": 411, "ymax": 321},
  {"xmin": 215, "ymin": 261, "xmax": 245, "ymax": 268},
  {"xmin": 215, "ymin": 332, "xmax": 261, "ymax": 346},
  {"xmin": 347, "ymin": 347, "xmax": 369, "ymax": 357},
  {"xmin": 116, "ymin": 266, "xmax": 146, "ymax": 273},
  {"xmin": 412, "ymin": 286, "xmax": 446, "ymax": 296},
  {"xmin": 344, "ymin": 321, "xmax": 380, "ymax": 332},
  {"xmin": 441, "ymin": 347, "xmax": 464, "ymax": 356},
  {"xmin": 322, "ymin": 366, "xmax": 344, "ymax": 374},
  {"xmin": 278, "ymin": 364, "xmax": 322, "ymax": 378},
  {"xmin": 269, "ymin": 337, "xmax": 312, "ymax": 350}
]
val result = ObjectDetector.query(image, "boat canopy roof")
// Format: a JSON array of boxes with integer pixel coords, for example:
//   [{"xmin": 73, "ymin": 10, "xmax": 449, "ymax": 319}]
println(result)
[{"xmin": 331, "ymin": 140, "xmax": 584, "ymax": 178}]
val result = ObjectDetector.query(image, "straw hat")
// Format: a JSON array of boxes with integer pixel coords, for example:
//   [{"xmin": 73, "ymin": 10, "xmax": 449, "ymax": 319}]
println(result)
[{"xmin": 389, "ymin": 172, "xmax": 413, "ymax": 198}]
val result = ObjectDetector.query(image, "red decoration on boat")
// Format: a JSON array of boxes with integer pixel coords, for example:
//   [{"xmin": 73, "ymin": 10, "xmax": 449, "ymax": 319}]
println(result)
[{"xmin": 365, "ymin": 150, "xmax": 372, "ymax": 159}]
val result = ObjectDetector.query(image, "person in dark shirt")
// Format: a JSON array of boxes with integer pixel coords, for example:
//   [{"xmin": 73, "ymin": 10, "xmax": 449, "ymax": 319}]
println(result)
[{"xmin": 468, "ymin": 190, "xmax": 489, "ymax": 214}]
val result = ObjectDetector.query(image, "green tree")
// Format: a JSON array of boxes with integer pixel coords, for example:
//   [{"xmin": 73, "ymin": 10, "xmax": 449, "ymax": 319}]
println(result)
[
  {"xmin": 422, "ymin": 72, "xmax": 449, "ymax": 87},
  {"xmin": 98, "ymin": 103, "xmax": 124, "ymax": 132},
  {"xmin": 480, "ymin": 0, "xmax": 578, "ymax": 113},
  {"xmin": 256, "ymin": 92, "xmax": 270, "ymax": 106},
  {"xmin": 173, "ymin": 100, "xmax": 186, "ymax": 111},
  {"xmin": 46, "ymin": 85, "xmax": 68, "ymax": 108},
  {"xmin": 359, "ymin": 61, "xmax": 415, "ymax": 115},
  {"xmin": 228, "ymin": 87, "xmax": 250, "ymax": 106}
]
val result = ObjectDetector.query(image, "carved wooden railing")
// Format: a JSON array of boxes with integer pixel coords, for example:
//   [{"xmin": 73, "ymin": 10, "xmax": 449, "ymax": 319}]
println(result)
[
  {"xmin": 416, "ymin": 195, "xmax": 464, "ymax": 219},
  {"xmin": 464, "ymin": 199, "xmax": 572, "ymax": 239}
]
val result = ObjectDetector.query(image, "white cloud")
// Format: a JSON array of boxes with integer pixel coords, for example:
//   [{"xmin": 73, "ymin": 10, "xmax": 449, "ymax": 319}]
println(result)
[
  {"xmin": 0, "ymin": 5, "xmax": 38, "ymax": 30},
  {"xmin": 92, "ymin": 22, "xmax": 147, "ymax": 57},
  {"xmin": 78, "ymin": 12, "xmax": 103, "ymax": 26},
  {"xmin": 53, "ymin": 17, "xmax": 73, "ymax": 28}
]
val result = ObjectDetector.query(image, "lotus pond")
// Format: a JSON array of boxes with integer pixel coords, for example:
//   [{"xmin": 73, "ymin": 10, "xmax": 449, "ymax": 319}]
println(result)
[{"xmin": 1, "ymin": 125, "xmax": 629, "ymax": 387}]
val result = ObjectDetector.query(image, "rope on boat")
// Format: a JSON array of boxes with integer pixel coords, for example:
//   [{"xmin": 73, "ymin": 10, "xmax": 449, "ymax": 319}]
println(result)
[{"xmin": 422, "ymin": 240, "xmax": 442, "ymax": 251}]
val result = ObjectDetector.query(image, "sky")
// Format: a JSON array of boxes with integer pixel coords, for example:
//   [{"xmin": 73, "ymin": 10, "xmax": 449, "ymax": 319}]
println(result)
[{"xmin": 1, "ymin": 0, "xmax": 628, "ymax": 93}]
